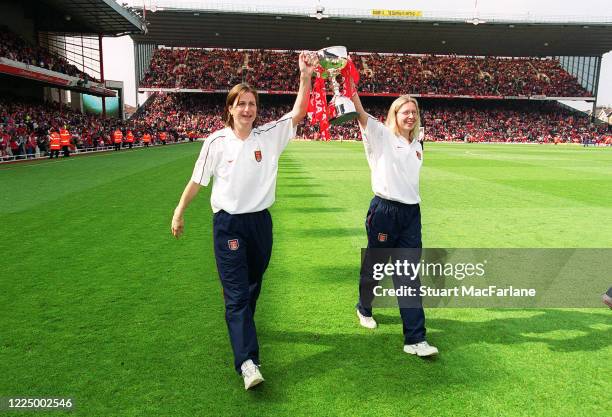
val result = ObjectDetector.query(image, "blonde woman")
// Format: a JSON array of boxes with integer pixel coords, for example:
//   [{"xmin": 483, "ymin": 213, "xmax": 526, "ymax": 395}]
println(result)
[{"xmin": 351, "ymin": 90, "xmax": 438, "ymax": 357}]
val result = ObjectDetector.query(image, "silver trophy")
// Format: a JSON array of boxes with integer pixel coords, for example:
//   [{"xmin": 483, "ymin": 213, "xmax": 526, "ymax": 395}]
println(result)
[{"xmin": 316, "ymin": 46, "xmax": 358, "ymax": 125}]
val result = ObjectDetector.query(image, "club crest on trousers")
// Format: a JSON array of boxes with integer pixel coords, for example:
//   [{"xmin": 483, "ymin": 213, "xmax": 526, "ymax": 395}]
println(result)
[
  {"xmin": 378, "ymin": 233, "xmax": 387, "ymax": 242},
  {"xmin": 228, "ymin": 239, "xmax": 239, "ymax": 250}
]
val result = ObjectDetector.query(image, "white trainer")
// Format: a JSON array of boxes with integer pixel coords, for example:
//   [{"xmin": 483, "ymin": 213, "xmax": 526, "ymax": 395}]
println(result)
[
  {"xmin": 240, "ymin": 359, "xmax": 264, "ymax": 390},
  {"xmin": 356, "ymin": 309, "xmax": 377, "ymax": 329},
  {"xmin": 403, "ymin": 341, "xmax": 439, "ymax": 357}
]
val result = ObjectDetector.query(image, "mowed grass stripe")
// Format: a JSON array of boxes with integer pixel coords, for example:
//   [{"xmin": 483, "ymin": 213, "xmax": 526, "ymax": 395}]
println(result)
[{"xmin": 0, "ymin": 144, "xmax": 198, "ymax": 214}]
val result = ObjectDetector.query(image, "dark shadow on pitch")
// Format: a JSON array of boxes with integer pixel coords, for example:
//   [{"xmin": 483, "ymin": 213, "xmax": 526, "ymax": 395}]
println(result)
[
  {"xmin": 258, "ymin": 325, "xmax": 480, "ymax": 399},
  {"xmin": 254, "ymin": 308, "xmax": 610, "ymax": 399},
  {"xmin": 372, "ymin": 308, "xmax": 611, "ymax": 353}
]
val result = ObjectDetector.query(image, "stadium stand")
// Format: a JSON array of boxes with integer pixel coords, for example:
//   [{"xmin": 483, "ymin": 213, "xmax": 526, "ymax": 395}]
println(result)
[
  {"xmin": 141, "ymin": 48, "xmax": 244, "ymax": 89},
  {"xmin": 0, "ymin": 95, "xmax": 191, "ymax": 161},
  {"xmin": 419, "ymin": 99, "xmax": 610, "ymax": 143},
  {"xmin": 2, "ymin": 4, "xmax": 610, "ymax": 164},
  {"xmin": 3, "ymin": 92, "xmax": 609, "ymax": 162},
  {"xmin": 134, "ymin": 94, "xmax": 610, "ymax": 144},
  {"xmin": 0, "ymin": 26, "xmax": 97, "ymax": 82},
  {"xmin": 135, "ymin": 45, "xmax": 608, "ymax": 144},
  {"xmin": 140, "ymin": 48, "xmax": 591, "ymax": 98},
  {"xmin": 0, "ymin": 0, "xmax": 148, "ymax": 162},
  {"xmin": 0, "ymin": 96, "xmax": 120, "ymax": 160}
]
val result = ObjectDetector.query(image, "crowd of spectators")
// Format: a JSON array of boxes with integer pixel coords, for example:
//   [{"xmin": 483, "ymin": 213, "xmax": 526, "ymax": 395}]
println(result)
[
  {"xmin": 1, "ymin": 33, "xmax": 601, "ymax": 152},
  {"xmin": 0, "ymin": 95, "xmax": 191, "ymax": 161},
  {"xmin": 133, "ymin": 93, "xmax": 298, "ymax": 139},
  {"xmin": 358, "ymin": 54, "xmax": 590, "ymax": 97},
  {"xmin": 131, "ymin": 94, "xmax": 610, "ymax": 144},
  {"xmin": 0, "ymin": 26, "xmax": 95, "ymax": 81},
  {"xmin": 418, "ymin": 99, "xmax": 610, "ymax": 143},
  {"xmin": 140, "ymin": 48, "xmax": 591, "ymax": 98},
  {"xmin": 132, "ymin": 93, "xmax": 224, "ymax": 138},
  {"xmin": 1, "ymin": 97, "xmax": 120, "ymax": 160},
  {"xmin": 141, "ymin": 49, "xmax": 244, "ymax": 89},
  {"xmin": 2, "ymin": 93, "xmax": 609, "ymax": 161}
]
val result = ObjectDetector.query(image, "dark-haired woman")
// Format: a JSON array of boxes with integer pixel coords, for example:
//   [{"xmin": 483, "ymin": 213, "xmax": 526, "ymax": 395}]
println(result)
[{"xmin": 171, "ymin": 52, "xmax": 317, "ymax": 389}]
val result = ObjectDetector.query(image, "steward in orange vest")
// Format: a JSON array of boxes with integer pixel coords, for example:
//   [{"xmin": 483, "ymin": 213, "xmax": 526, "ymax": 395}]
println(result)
[
  {"xmin": 113, "ymin": 129, "xmax": 123, "ymax": 151},
  {"xmin": 143, "ymin": 133, "xmax": 151, "ymax": 147},
  {"xmin": 49, "ymin": 130, "xmax": 61, "ymax": 159},
  {"xmin": 159, "ymin": 131, "xmax": 167, "ymax": 145},
  {"xmin": 126, "ymin": 130, "xmax": 135, "ymax": 149},
  {"xmin": 59, "ymin": 127, "xmax": 71, "ymax": 157}
]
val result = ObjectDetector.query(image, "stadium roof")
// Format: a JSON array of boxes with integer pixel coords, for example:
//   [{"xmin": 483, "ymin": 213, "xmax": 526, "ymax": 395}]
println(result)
[
  {"xmin": 130, "ymin": 8, "xmax": 612, "ymax": 57},
  {"xmin": 23, "ymin": 0, "xmax": 146, "ymax": 35}
]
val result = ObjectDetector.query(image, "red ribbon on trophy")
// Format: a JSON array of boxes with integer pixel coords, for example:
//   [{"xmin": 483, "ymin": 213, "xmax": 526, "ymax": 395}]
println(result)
[
  {"xmin": 307, "ymin": 66, "xmax": 331, "ymax": 141},
  {"xmin": 340, "ymin": 59, "xmax": 360, "ymax": 98},
  {"xmin": 307, "ymin": 57, "xmax": 359, "ymax": 141}
]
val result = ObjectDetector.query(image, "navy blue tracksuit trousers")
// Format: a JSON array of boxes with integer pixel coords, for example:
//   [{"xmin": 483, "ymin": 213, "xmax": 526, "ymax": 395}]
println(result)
[
  {"xmin": 213, "ymin": 209, "xmax": 272, "ymax": 373},
  {"xmin": 357, "ymin": 196, "xmax": 426, "ymax": 345}
]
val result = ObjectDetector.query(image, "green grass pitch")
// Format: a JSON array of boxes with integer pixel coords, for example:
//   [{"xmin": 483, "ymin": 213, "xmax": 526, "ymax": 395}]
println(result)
[{"xmin": 1, "ymin": 142, "xmax": 611, "ymax": 416}]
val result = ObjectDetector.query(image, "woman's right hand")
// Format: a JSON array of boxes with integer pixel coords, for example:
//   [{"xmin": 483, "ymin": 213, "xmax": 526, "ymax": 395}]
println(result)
[
  {"xmin": 171, "ymin": 212, "xmax": 184, "ymax": 239},
  {"xmin": 170, "ymin": 181, "xmax": 201, "ymax": 239}
]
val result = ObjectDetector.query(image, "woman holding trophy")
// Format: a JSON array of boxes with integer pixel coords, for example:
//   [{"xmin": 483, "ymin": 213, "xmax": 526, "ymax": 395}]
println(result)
[
  {"xmin": 349, "ymin": 76, "xmax": 439, "ymax": 357},
  {"xmin": 306, "ymin": 46, "xmax": 437, "ymax": 356},
  {"xmin": 170, "ymin": 52, "xmax": 318, "ymax": 389}
]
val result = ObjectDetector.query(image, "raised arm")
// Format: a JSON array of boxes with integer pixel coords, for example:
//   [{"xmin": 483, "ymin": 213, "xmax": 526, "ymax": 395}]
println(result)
[
  {"xmin": 349, "ymin": 77, "xmax": 368, "ymax": 130},
  {"xmin": 291, "ymin": 51, "xmax": 318, "ymax": 127},
  {"xmin": 171, "ymin": 180, "xmax": 201, "ymax": 239}
]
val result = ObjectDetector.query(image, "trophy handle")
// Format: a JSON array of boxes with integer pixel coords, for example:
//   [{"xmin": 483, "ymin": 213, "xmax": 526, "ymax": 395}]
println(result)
[{"xmin": 326, "ymin": 68, "xmax": 341, "ymax": 96}]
